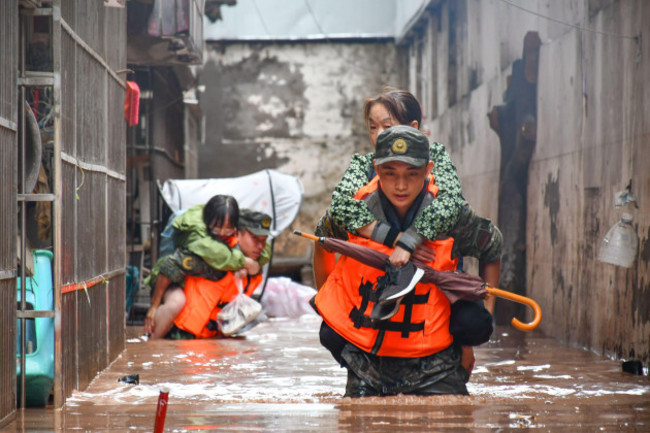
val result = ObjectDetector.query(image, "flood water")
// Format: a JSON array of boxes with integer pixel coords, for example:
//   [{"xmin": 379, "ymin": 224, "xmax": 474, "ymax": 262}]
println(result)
[{"xmin": 3, "ymin": 316, "xmax": 649, "ymax": 432}]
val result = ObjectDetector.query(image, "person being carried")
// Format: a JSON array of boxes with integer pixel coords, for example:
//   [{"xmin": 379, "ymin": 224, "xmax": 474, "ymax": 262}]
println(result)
[
  {"xmin": 168, "ymin": 209, "xmax": 274, "ymax": 339},
  {"xmin": 315, "ymin": 125, "xmax": 473, "ymax": 397},
  {"xmin": 143, "ymin": 196, "xmax": 271, "ymax": 339},
  {"xmin": 313, "ymin": 87, "xmax": 464, "ymax": 288}
]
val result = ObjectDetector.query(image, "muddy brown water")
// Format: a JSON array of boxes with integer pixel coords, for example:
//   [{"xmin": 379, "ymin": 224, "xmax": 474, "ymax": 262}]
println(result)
[{"xmin": 3, "ymin": 316, "xmax": 649, "ymax": 432}]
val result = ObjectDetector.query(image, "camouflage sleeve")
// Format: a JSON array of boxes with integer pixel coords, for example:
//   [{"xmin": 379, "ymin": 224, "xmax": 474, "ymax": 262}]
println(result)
[
  {"xmin": 314, "ymin": 209, "xmax": 349, "ymax": 241},
  {"xmin": 329, "ymin": 153, "xmax": 377, "ymax": 233},
  {"xmin": 413, "ymin": 142, "xmax": 464, "ymax": 241},
  {"xmin": 449, "ymin": 203, "xmax": 503, "ymax": 262}
]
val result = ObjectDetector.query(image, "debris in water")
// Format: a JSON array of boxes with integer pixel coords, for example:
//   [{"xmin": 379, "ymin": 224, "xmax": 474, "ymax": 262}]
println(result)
[
  {"xmin": 117, "ymin": 374, "xmax": 140, "ymax": 385},
  {"xmin": 153, "ymin": 387, "xmax": 170, "ymax": 433},
  {"xmin": 622, "ymin": 360, "xmax": 644, "ymax": 375}
]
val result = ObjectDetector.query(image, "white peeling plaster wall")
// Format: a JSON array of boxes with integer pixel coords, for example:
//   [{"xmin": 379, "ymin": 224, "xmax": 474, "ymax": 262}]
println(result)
[{"xmin": 200, "ymin": 42, "xmax": 399, "ymax": 256}]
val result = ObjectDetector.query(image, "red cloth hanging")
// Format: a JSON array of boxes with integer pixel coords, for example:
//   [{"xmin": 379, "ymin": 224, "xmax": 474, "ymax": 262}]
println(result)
[{"xmin": 124, "ymin": 81, "xmax": 140, "ymax": 126}]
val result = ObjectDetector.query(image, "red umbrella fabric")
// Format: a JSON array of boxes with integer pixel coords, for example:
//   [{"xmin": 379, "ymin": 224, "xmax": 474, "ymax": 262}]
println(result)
[{"xmin": 296, "ymin": 231, "xmax": 485, "ymax": 301}]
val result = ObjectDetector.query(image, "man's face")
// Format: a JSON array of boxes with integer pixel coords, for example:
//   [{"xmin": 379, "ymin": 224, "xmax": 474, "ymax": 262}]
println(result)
[
  {"xmin": 375, "ymin": 160, "xmax": 432, "ymax": 218},
  {"xmin": 237, "ymin": 228, "xmax": 268, "ymax": 260}
]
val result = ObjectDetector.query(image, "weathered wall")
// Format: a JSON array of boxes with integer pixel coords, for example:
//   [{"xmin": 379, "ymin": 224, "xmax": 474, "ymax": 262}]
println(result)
[
  {"xmin": 401, "ymin": 0, "xmax": 649, "ymax": 361},
  {"xmin": 199, "ymin": 41, "xmax": 398, "ymax": 256},
  {"xmin": 530, "ymin": 0, "xmax": 649, "ymax": 362}
]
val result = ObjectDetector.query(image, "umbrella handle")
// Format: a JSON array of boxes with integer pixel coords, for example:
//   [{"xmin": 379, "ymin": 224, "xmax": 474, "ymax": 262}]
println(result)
[
  {"xmin": 293, "ymin": 230, "xmax": 321, "ymax": 242},
  {"xmin": 485, "ymin": 286, "xmax": 542, "ymax": 331}
]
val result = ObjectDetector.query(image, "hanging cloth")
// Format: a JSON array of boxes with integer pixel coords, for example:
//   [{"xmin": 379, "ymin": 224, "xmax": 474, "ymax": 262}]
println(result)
[{"xmin": 124, "ymin": 81, "xmax": 140, "ymax": 126}]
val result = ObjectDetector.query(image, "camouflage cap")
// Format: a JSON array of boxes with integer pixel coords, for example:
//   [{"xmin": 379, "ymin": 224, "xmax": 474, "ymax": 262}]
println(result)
[
  {"xmin": 374, "ymin": 125, "xmax": 430, "ymax": 167},
  {"xmin": 239, "ymin": 209, "xmax": 272, "ymax": 236}
]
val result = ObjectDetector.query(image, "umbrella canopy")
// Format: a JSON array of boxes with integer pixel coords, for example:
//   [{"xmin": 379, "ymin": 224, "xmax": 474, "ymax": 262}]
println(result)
[{"xmin": 295, "ymin": 231, "xmax": 541, "ymax": 331}]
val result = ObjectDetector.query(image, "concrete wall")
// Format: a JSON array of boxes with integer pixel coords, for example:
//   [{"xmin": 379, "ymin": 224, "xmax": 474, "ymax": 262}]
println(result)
[
  {"xmin": 401, "ymin": 0, "xmax": 649, "ymax": 361},
  {"xmin": 530, "ymin": 0, "xmax": 649, "ymax": 362},
  {"xmin": 199, "ymin": 41, "xmax": 398, "ymax": 256}
]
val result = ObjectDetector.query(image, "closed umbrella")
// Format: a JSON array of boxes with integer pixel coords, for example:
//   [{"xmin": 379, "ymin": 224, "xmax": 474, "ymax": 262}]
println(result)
[{"xmin": 295, "ymin": 231, "xmax": 541, "ymax": 331}]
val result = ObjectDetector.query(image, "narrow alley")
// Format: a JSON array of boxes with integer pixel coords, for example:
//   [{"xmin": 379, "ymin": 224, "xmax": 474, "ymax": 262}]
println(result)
[{"xmin": 2, "ymin": 0, "xmax": 649, "ymax": 431}]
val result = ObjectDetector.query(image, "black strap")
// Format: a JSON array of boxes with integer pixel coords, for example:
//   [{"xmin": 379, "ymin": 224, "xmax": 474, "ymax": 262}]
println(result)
[
  {"xmin": 349, "ymin": 282, "xmax": 429, "ymax": 338},
  {"xmin": 349, "ymin": 306, "xmax": 426, "ymax": 335},
  {"xmin": 383, "ymin": 227, "xmax": 400, "ymax": 247},
  {"xmin": 395, "ymin": 240, "xmax": 414, "ymax": 253}
]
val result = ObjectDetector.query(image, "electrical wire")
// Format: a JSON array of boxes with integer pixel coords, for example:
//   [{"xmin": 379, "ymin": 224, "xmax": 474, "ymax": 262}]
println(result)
[
  {"xmin": 498, "ymin": 0, "xmax": 638, "ymax": 41},
  {"xmin": 303, "ymin": 0, "xmax": 327, "ymax": 38},
  {"xmin": 303, "ymin": 0, "xmax": 345, "ymax": 58},
  {"xmin": 251, "ymin": 0, "xmax": 272, "ymax": 37}
]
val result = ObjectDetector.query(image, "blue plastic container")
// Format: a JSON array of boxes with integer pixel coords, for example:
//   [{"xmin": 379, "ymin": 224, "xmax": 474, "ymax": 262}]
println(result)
[
  {"xmin": 125, "ymin": 265, "xmax": 140, "ymax": 316},
  {"xmin": 16, "ymin": 250, "xmax": 54, "ymax": 407}
]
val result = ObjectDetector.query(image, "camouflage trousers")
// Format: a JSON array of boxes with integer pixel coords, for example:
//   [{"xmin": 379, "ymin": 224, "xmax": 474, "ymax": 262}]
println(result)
[
  {"xmin": 145, "ymin": 248, "xmax": 226, "ymax": 292},
  {"xmin": 341, "ymin": 342, "xmax": 469, "ymax": 397}
]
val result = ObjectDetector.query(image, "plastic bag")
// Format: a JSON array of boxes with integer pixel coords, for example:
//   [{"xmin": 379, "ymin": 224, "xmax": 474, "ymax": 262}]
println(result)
[
  {"xmin": 260, "ymin": 277, "xmax": 318, "ymax": 318},
  {"xmin": 217, "ymin": 276, "xmax": 263, "ymax": 336},
  {"xmin": 232, "ymin": 310, "xmax": 267, "ymax": 336}
]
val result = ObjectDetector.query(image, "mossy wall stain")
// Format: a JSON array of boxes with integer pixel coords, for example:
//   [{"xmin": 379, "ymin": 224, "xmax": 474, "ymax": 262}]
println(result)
[{"xmin": 543, "ymin": 173, "xmax": 560, "ymax": 246}]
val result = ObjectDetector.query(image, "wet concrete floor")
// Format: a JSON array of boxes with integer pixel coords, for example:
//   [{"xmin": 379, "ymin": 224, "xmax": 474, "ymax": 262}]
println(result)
[{"xmin": 3, "ymin": 316, "xmax": 649, "ymax": 432}]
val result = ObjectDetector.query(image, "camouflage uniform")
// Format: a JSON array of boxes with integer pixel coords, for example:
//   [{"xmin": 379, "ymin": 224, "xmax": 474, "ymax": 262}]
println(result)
[{"xmin": 449, "ymin": 203, "xmax": 502, "ymax": 263}]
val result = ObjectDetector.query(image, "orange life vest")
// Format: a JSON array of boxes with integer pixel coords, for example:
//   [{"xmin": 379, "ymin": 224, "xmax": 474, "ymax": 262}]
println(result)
[
  {"xmin": 314, "ymin": 175, "xmax": 458, "ymax": 358},
  {"xmin": 174, "ymin": 272, "xmax": 262, "ymax": 339}
]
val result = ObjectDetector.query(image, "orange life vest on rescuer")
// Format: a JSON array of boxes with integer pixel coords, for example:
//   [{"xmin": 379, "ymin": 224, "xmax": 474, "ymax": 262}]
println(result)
[
  {"xmin": 314, "ymin": 175, "xmax": 458, "ymax": 358},
  {"xmin": 174, "ymin": 272, "xmax": 262, "ymax": 339}
]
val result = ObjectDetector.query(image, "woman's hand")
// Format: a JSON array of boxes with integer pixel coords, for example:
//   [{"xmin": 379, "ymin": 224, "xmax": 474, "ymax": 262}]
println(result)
[
  {"xmin": 412, "ymin": 242, "xmax": 436, "ymax": 263},
  {"xmin": 243, "ymin": 257, "xmax": 260, "ymax": 275}
]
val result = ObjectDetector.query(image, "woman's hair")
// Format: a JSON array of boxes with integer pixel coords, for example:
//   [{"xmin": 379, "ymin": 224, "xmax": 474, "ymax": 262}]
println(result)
[
  {"xmin": 203, "ymin": 194, "xmax": 239, "ymax": 230},
  {"xmin": 363, "ymin": 87, "xmax": 422, "ymax": 130}
]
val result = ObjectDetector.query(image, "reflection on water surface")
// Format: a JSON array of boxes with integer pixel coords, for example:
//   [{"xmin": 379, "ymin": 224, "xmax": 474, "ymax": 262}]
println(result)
[{"xmin": 4, "ymin": 316, "xmax": 649, "ymax": 432}]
